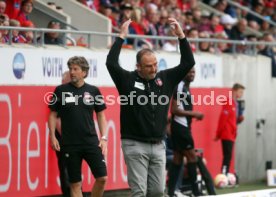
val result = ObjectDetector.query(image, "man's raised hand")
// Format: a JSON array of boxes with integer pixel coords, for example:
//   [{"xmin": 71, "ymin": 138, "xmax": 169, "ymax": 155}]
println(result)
[
  {"xmin": 119, "ymin": 19, "xmax": 132, "ymax": 39},
  {"xmin": 168, "ymin": 18, "xmax": 185, "ymax": 39}
]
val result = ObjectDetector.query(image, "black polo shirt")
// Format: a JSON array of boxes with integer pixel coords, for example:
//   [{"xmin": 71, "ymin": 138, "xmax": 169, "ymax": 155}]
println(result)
[{"xmin": 49, "ymin": 82, "xmax": 106, "ymax": 147}]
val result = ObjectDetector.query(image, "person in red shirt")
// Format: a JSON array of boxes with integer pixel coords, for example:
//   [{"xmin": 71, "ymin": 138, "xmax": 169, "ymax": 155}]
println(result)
[
  {"xmin": 0, "ymin": 0, "xmax": 6, "ymax": 15},
  {"xmin": 19, "ymin": 20, "xmax": 34, "ymax": 43},
  {"xmin": 215, "ymin": 83, "xmax": 245, "ymax": 175},
  {"xmin": 5, "ymin": 0, "xmax": 21, "ymax": 19},
  {"xmin": 16, "ymin": 0, "xmax": 33, "ymax": 26}
]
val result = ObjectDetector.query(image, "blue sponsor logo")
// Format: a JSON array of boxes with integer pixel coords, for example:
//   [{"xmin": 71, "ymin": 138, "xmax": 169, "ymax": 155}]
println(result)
[
  {"xmin": 158, "ymin": 58, "xmax": 167, "ymax": 71},
  {"xmin": 12, "ymin": 53, "xmax": 26, "ymax": 79}
]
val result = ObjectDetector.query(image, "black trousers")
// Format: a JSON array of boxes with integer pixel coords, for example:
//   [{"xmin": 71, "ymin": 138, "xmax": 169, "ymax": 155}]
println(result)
[
  {"xmin": 221, "ymin": 140, "xmax": 234, "ymax": 174},
  {"xmin": 55, "ymin": 131, "xmax": 70, "ymax": 197},
  {"xmin": 197, "ymin": 157, "xmax": 216, "ymax": 195}
]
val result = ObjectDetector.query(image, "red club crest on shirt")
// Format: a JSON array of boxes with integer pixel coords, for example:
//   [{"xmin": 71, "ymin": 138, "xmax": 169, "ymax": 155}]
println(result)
[{"xmin": 155, "ymin": 78, "xmax": 163, "ymax": 86}]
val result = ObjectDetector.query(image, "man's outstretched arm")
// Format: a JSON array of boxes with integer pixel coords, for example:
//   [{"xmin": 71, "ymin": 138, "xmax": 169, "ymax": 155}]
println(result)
[
  {"xmin": 106, "ymin": 20, "xmax": 132, "ymax": 87},
  {"xmin": 165, "ymin": 18, "xmax": 195, "ymax": 86}
]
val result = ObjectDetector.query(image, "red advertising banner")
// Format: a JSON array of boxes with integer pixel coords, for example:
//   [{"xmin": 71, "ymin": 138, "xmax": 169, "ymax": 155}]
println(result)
[{"xmin": 0, "ymin": 86, "xmax": 231, "ymax": 196}]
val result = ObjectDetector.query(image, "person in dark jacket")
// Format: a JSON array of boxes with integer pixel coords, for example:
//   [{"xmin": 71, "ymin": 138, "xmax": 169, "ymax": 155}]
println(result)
[{"xmin": 106, "ymin": 18, "xmax": 195, "ymax": 197}]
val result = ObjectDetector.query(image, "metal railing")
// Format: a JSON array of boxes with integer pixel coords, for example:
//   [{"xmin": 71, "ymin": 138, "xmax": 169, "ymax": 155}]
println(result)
[{"xmin": 0, "ymin": 26, "xmax": 275, "ymax": 54}]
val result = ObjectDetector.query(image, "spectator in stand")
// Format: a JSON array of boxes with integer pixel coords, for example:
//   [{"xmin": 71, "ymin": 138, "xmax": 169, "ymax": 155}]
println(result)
[
  {"xmin": 263, "ymin": 1, "xmax": 274, "ymax": 19},
  {"xmin": 118, "ymin": 3, "xmax": 133, "ymax": 26},
  {"xmin": 0, "ymin": 14, "xmax": 4, "ymax": 42},
  {"xmin": 229, "ymin": 18, "xmax": 248, "ymax": 53},
  {"xmin": 248, "ymin": 20, "xmax": 260, "ymax": 31},
  {"xmin": 198, "ymin": 31, "xmax": 215, "ymax": 53},
  {"xmin": 220, "ymin": 14, "xmax": 237, "ymax": 38},
  {"xmin": 156, "ymin": 9, "xmax": 170, "ymax": 47},
  {"xmin": 143, "ymin": 3, "xmax": 158, "ymax": 46},
  {"xmin": 186, "ymin": 28, "xmax": 199, "ymax": 52},
  {"xmin": 213, "ymin": 32, "xmax": 231, "ymax": 53},
  {"xmin": 229, "ymin": 18, "xmax": 247, "ymax": 41},
  {"xmin": 127, "ymin": 7, "xmax": 153, "ymax": 48},
  {"xmin": 260, "ymin": 16, "xmax": 271, "ymax": 32},
  {"xmin": 19, "ymin": 20, "xmax": 34, "ymax": 43},
  {"xmin": 179, "ymin": 0, "xmax": 198, "ymax": 12},
  {"xmin": 244, "ymin": 34, "xmax": 258, "ymax": 55},
  {"xmin": 198, "ymin": 10, "xmax": 211, "ymax": 33},
  {"xmin": 209, "ymin": 14, "xmax": 224, "ymax": 34},
  {"xmin": 5, "ymin": 0, "xmax": 21, "ymax": 19},
  {"xmin": 246, "ymin": 2, "xmax": 264, "ymax": 25},
  {"xmin": 37, "ymin": 20, "xmax": 64, "ymax": 45},
  {"xmin": 162, "ymin": 28, "xmax": 178, "ymax": 52},
  {"xmin": 225, "ymin": 2, "xmax": 238, "ymax": 18},
  {"xmin": 213, "ymin": 0, "xmax": 237, "ymax": 18},
  {"xmin": 0, "ymin": 13, "xmax": 5, "ymax": 23},
  {"xmin": 111, "ymin": 7, "xmax": 120, "ymax": 30},
  {"xmin": 0, "ymin": 0, "xmax": 6, "ymax": 15},
  {"xmin": 172, "ymin": 8, "xmax": 182, "ymax": 24},
  {"xmin": 100, "ymin": 3, "xmax": 118, "ymax": 27},
  {"xmin": 129, "ymin": 0, "xmax": 142, "ymax": 8},
  {"xmin": 156, "ymin": 0, "xmax": 165, "ymax": 9},
  {"xmin": 164, "ymin": 0, "xmax": 179, "ymax": 10},
  {"xmin": 258, "ymin": 33, "xmax": 276, "ymax": 77},
  {"xmin": 16, "ymin": 0, "xmax": 33, "ymax": 26},
  {"xmin": 214, "ymin": 0, "xmax": 228, "ymax": 13},
  {"xmin": 144, "ymin": 3, "xmax": 158, "ymax": 36},
  {"xmin": 185, "ymin": 11, "xmax": 196, "ymax": 30},
  {"xmin": 191, "ymin": 7, "xmax": 202, "ymax": 25},
  {"xmin": 129, "ymin": 8, "xmax": 145, "ymax": 35},
  {"xmin": 9, "ymin": 19, "xmax": 27, "ymax": 43},
  {"xmin": 0, "ymin": 14, "xmax": 9, "ymax": 43}
]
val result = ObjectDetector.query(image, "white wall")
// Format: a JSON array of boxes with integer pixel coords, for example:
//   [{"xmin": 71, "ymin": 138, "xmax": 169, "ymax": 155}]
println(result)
[{"xmin": 222, "ymin": 54, "xmax": 276, "ymax": 182}]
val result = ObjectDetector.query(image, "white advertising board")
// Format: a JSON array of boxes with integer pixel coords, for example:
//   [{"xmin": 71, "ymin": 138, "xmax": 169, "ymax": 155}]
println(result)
[{"xmin": 0, "ymin": 47, "xmax": 222, "ymax": 87}]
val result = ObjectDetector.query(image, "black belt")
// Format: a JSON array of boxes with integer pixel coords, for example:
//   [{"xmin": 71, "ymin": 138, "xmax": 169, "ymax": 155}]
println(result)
[{"xmin": 147, "ymin": 140, "xmax": 162, "ymax": 144}]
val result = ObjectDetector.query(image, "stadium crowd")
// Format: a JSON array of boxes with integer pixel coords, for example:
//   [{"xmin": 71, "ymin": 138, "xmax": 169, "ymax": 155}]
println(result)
[
  {"xmin": 1, "ymin": 0, "xmax": 275, "ymax": 47},
  {"xmin": 0, "ymin": 0, "xmax": 275, "ymax": 74},
  {"xmin": 77, "ymin": 0, "xmax": 275, "ymax": 52}
]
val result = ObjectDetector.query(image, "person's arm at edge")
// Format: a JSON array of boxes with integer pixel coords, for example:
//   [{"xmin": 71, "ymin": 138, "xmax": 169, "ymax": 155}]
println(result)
[
  {"xmin": 170, "ymin": 99, "xmax": 203, "ymax": 120},
  {"xmin": 97, "ymin": 110, "xmax": 108, "ymax": 156},
  {"xmin": 48, "ymin": 111, "xmax": 60, "ymax": 151}
]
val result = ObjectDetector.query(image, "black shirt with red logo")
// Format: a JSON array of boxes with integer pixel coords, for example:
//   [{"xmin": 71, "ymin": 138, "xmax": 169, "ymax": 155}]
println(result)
[{"xmin": 49, "ymin": 83, "xmax": 106, "ymax": 147}]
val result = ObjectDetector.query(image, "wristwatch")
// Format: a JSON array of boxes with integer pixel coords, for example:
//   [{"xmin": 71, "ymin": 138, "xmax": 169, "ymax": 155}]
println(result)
[{"xmin": 101, "ymin": 135, "xmax": 108, "ymax": 141}]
